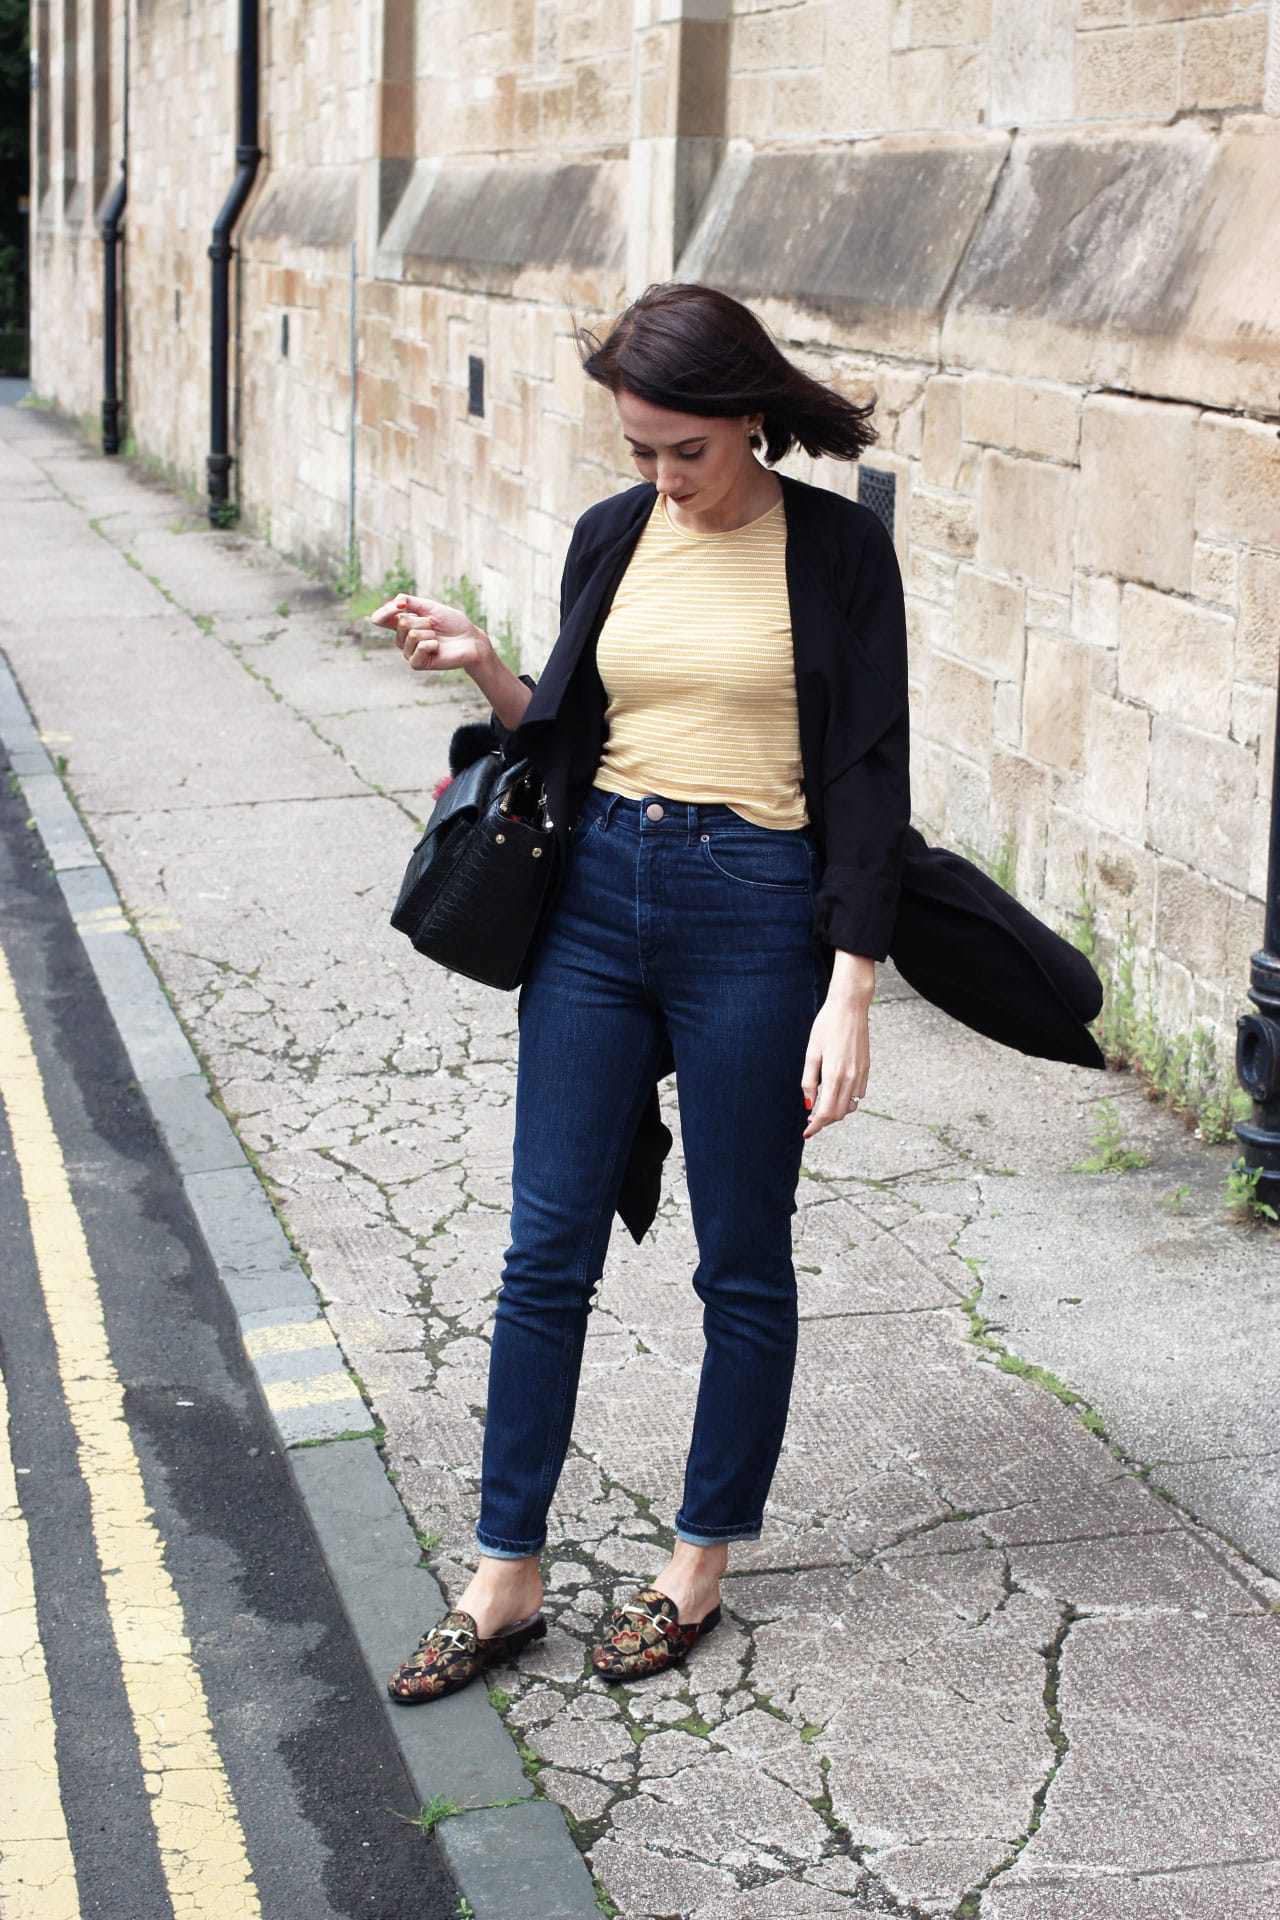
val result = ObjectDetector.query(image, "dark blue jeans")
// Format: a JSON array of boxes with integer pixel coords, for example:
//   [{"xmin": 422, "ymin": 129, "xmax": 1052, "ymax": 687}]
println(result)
[{"xmin": 476, "ymin": 791, "xmax": 824, "ymax": 1558}]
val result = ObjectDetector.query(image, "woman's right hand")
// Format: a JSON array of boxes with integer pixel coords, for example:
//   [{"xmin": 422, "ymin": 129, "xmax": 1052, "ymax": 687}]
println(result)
[{"xmin": 369, "ymin": 593, "xmax": 488, "ymax": 675}]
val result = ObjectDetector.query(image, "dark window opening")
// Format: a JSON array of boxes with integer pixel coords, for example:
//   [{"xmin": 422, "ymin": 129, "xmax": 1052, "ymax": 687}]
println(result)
[
  {"xmin": 468, "ymin": 355, "xmax": 484, "ymax": 418},
  {"xmin": 281, "ymin": 312, "xmax": 289, "ymax": 357},
  {"xmin": 859, "ymin": 466, "xmax": 896, "ymax": 539}
]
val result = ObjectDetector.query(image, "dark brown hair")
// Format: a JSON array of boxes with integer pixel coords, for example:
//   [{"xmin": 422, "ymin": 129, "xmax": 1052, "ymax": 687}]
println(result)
[{"xmin": 577, "ymin": 283, "xmax": 876, "ymax": 465}]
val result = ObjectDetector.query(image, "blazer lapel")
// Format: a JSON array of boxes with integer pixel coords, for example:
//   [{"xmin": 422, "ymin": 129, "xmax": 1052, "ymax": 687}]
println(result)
[
  {"xmin": 514, "ymin": 496, "xmax": 653, "ymax": 744},
  {"xmin": 780, "ymin": 475, "xmax": 909, "ymax": 782}
]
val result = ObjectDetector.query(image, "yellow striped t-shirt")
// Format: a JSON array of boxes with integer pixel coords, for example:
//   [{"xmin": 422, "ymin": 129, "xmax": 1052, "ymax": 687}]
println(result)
[{"xmin": 593, "ymin": 494, "xmax": 806, "ymax": 830}]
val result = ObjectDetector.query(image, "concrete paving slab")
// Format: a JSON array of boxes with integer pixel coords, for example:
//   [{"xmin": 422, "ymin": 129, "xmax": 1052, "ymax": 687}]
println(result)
[
  {"xmin": 983, "ymin": 1860, "xmax": 1280, "ymax": 1920},
  {"xmin": 5, "ymin": 610, "xmax": 371, "ymax": 815},
  {"xmin": 317, "ymin": 703, "xmax": 473, "ymax": 794},
  {"xmin": 121, "ymin": 524, "xmax": 313, "ymax": 617},
  {"xmin": 232, "ymin": 620, "xmax": 444, "ymax": 718},
  {"xmin": 960, "ymin": 1169, "xmax": 1280, "ymax": 1569},
  {"xmin": 998, "ymin": 1612, "xmax": 1279, "ymax": 1887},
  {"xmin": 1152, "ymin": 1454, "xmax": 1280, "ymax": 1573}
]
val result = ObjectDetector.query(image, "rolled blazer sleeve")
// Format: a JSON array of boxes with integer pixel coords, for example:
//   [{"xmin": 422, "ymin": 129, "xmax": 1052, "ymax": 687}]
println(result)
[{"xmin": 811, "ymin": 512, "xmax": 911, "ymax": 962}]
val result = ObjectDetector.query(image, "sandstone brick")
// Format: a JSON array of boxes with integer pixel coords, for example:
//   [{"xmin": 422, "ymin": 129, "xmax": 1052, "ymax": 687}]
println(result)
[
  {"xmin": 921, "ymin": 374, "xmax": 964, "ymax": 489},
  {"xmin": 994, "ymin": 679, "xmax": 1022, "ymax": 744},
  {"xmin": 963, "ymin": 373, "xmax": 1016, "ymax": 449},
  {"xmin": 823, "ymin": 0, "xmax": 894, "ymax": 129},
  {"xmin": 1149, "ymin": 719, "xmax": 1257, "ymax": 891},
  {"xmin": 888, "ymin": 390, "xmax": 926, "ymax": 462},
  {"xmin": 1227, "ymin": 891, "xmax": 1266, "ymax": 997},
  {"xmin": 1230, "ymin": 682, "xmax": 1276, "ymax": 759},
  {"xmin": 953, "ymin": 565, "xmax": 1026, "ymax": 677},
  {"xmin": 1154, "ymin": 859, "xmax": 1231, "ymax": 980},
  {"xmin": 907, "ymin": 547, "xmax": 956, "ymax": 605},
  {"xmin": 1190, "ymin": 541, "xmax": 1238, "ymax": 610},
  {"xmin": 1084, "ymin": 693, "xmax": 1151, "ymax": 838},
  {"xmin": 770, "ymin": 70, "xmax": 829, "ymax": 135},
  {"xmin": 944, "ymin": 43, "xmax": 988, "ymax": 121},
  {"xmin": 954, "ymin": 442, "xmax": 981, "ymax": 496},
  {"xmin": 551, "ymin": 330, "xmax": 582, "ymax": 413},
  {"xmin": 1094, "ymin": 830, "xmax": 1156, "ymax": 934},
  {"xmin": 1092, "ymin": 642, "xmax": 1119, "ymax": 696},
  {"xmin": 1071, "ymin": 571, "xmax": 1123, "ymax": 651},
  {"xmin": 990, "ymin": 746, "xmax": 1048, "ymax": 839},
  {"xmin": 928, "ymin": 654, "xmax": 995, "ymax": 759},
  {"xmin": 727, "ymin": 68, "xmax": 773, "ymax": 138},
  {"xmin": 1117, "ymin": 583, "xmax": 1235, "ymax": 732},
  {"xmin": 1178, "ymin": 12, "xmax": 1268, "ymax": 112},
  {"xmin": 1023, "ymin": 630, "xmax": 1090, "ymax": 772},
  {"xmin": 1131, "ymin": 0, "xmax": 1241, "ymax": 21},
  {"xmin": 1075, "ymin": 24, "xmax": 1178, "ymax": 118},
  {"xmin": 1249, "ymin": 784, "xmax": 1271, "ymax": 900},
  {"xmin": 1237, "ymin": 550, "xmax": 1280, "ymax": 685},
  {"xmin": 1012, "ymin": 383, "xmax": 1081, "ymax": 463},
  {"xmin": 1025, "ymin": 587, "xmax": 1070, "ymax": 633},
  {"xmin": 734, "ymin": 7, "xmax": 825, "ymax": 72},
  {"xmin": 903, "ymin": 0, "xmax": 989, "ymax": 48},
  {"xmin": 976, "ymin": 450, "xmax": 1075, "ymax": 593},
  {"xmin": 1196, "ymin": 413, "xmax": 1280, "ymax": 552},
  {"xmin": 1078, "ymin": 0, "xmax": 1128, "ymax": 24},
  {"xmin": 905, "ymin": 594, "xmax": 951, "ymax": 681},
  {"xmin": 912, "ymin": 737, "xmax": 950, "ymax": 827},
  {"xmin": 991, "ymin": 0, "xmax": 1074, "ymax": 123},
  {"xmin": 1042, "ymin": 804, "xmax": 1097, "ymax": 918},
  {"xmin": 943, "ymin": 749, "xmax": 992, "ymax": 847},
  {"xmin": 1078, "ymin": 396, "xmax": 1199, "ymax": 594},
  {"xmin": 889, "ymin": 46, "xmax": 949, "ymax": 125},
  {"xmin": 911, "ymin": 485, "xmax": 978, "ymax": 559}
]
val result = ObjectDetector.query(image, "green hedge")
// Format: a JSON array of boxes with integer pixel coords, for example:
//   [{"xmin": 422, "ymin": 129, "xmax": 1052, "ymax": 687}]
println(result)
[{"xmin": 0, "ymin": 328, "xmax": 28, "ymax": 375}]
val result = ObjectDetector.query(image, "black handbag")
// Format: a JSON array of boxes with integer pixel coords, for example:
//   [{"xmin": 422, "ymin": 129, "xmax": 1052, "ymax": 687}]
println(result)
[{"xmin": 390, "ymin": 752, "xmax": 558, "ymax": 989}]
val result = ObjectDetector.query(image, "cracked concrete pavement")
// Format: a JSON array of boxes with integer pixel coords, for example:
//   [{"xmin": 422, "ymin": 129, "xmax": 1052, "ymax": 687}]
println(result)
[{"xmin": 2, "ymin": 405, "xmax": 1277, "ymax": 1920}]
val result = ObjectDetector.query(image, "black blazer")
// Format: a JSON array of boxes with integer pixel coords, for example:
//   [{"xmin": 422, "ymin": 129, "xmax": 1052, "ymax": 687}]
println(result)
[{"xmin": 500, "ymin": 472, "xmax": 1104, "ymax": 1240}]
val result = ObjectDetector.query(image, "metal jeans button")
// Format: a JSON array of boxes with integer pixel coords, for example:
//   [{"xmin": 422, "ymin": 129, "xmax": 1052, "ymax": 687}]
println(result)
[{"xmin": 645, "ymin": 802, "xmax": 665, "ymax": 821}]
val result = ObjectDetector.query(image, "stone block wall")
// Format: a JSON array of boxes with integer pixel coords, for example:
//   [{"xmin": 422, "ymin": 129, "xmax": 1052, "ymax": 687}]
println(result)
[
  {"xmin": 28, "ymin": 0, "xmax": 1280, "ymax": 1041},
  {"xmin": 725, "ymin": 0, "xmax": 1274, "ymax": 137}
]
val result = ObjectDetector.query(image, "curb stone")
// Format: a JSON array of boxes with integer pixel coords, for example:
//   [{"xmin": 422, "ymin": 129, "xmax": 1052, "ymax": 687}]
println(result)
[{"xmin": 0, "ymin": 652, "xmax": 602, "ymax": 1920}]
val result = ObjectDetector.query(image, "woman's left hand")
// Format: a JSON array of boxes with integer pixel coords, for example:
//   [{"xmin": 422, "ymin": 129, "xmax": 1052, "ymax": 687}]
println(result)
[{"xmin": 802, "ymin": 952, "xmax": 875, "ymax": 1139}]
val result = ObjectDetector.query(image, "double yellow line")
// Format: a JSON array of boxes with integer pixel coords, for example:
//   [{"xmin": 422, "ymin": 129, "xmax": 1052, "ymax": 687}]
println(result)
[{"xmin": 0, "ymin": 941, "xmax": 262, "ymax": 1919}]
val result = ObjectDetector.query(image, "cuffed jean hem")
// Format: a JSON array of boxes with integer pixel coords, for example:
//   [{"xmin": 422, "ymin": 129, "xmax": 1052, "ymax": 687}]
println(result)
[
  {"xmin": 475, "ymin": 1531, "xmax": 545, "ymax": 1561},
  {"xmin": 675, "ymin": 1520, "xmax": 763, "ymax": 1547}
]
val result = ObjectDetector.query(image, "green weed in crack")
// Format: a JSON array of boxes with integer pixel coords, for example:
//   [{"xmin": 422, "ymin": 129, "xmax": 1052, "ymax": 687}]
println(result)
[
  {"xmin": 1073, "ymin": 1098, "xmax": 1150, "ymax": 1174},
  {"xmin": 959, "ymin": 1270, "xmax": 1109, "ymax": 1442},
  {"xmin": 1222, "ymin": 1159, "xmax": 1278, "ymax": 1226}
]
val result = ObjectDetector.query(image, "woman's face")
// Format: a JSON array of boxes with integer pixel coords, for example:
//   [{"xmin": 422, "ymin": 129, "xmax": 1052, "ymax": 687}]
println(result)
[{"xmin": 613, "ymin": 388, "xmax": 762, "ymax": 517}]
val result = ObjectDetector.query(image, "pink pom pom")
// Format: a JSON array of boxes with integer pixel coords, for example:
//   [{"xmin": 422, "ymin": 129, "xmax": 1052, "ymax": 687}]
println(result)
[{"xmin": 432, "ymin": 773, "xmax": 453, "ymax": 800}]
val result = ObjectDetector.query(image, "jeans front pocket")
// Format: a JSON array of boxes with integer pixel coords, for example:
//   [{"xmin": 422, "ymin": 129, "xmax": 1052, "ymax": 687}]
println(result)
[{"xmin": 699, "ymin": 829, "xmax": 815, "ymax": 894}]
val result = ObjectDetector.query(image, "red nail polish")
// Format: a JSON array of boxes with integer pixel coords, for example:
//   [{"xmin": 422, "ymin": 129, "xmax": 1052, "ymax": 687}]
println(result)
[{"xmin": 804, "ymin": 1095, "xmax": 813, "ymax": 1111}]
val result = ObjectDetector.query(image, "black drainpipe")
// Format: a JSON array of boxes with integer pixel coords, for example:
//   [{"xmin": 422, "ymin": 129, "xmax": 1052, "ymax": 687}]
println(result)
[
  {"xmin": 100, "ymin": 159, "xmax": 127, "ymax": 454},
  {"xmin": 207, "ymin": 0, "xmax": 262, "ymax": 524},
  {"xmin": 100, "ymin": 7, "xmax": 129, "ymax": 457}
]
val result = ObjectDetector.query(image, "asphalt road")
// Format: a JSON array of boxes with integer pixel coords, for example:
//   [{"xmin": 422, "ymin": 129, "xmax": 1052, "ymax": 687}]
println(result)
[{"xmin": 0, "ymin": 750, "xmax": 458, "ymax": 1919}]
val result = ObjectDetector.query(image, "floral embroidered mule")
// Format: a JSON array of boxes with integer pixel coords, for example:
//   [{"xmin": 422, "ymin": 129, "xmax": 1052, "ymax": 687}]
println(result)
[
  {"xmin": 387, "ymin": 1608, "xmax": 546, "ymax": 1704},
  {"xmin": 591, "ymin": 1587, "xmax": 722, "ymax": 1681}
]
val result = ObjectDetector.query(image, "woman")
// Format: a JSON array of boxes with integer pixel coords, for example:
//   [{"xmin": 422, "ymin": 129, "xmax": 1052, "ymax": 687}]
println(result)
[{"xmin": 371, "ymin": 284, "xmax": 1087, "ymax": 1704}]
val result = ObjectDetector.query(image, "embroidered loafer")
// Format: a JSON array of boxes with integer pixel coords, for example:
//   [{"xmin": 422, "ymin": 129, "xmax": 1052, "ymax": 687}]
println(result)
[
  {"xmin": 387, "ymin": 1608, "xmax": 546, "ymax": 1704},
  {"xmin": 591, "ymin": 1587, "xmax": 722, "ymax": 1681}
]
